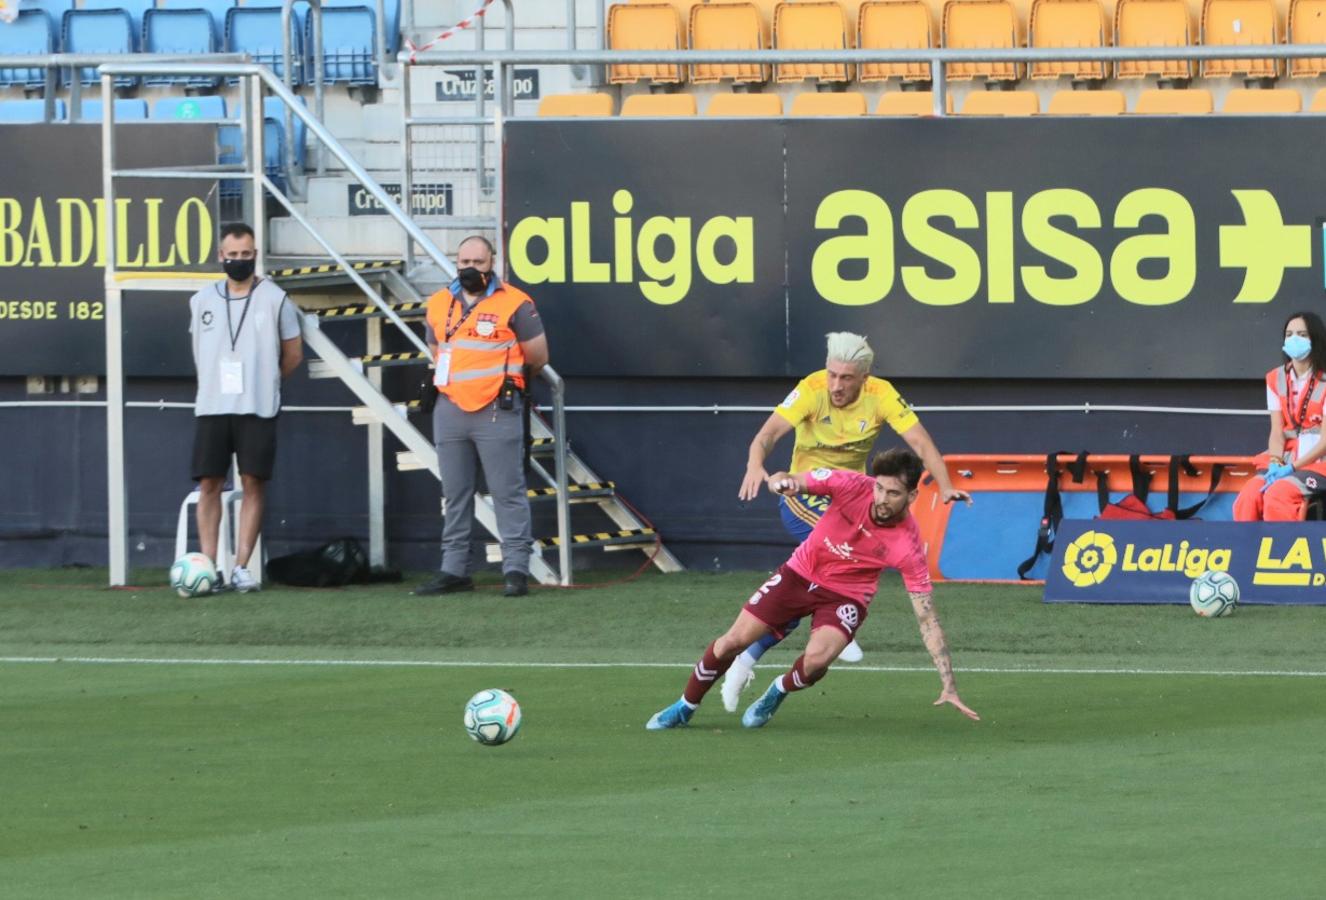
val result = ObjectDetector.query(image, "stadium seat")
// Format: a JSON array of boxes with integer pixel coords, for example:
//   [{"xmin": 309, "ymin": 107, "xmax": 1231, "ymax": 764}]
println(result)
[
  {"xmin": 1046, "ymin": 89, "xmax": 1126, "ymax": 114},
  {"xmin": 690, "ymin": 1, "xmax": 769, "ymax": 84},
  {"xmin": 79, "ymin": 98, "xmax": 148, "ymax": 121},
  {"xmin": 620, "ymin": 93, "xmax": 698, "ymax": 116},
  {"xmin": 61, "ymin": 8, "xmax": 136, "ymax": 86},
  {"xmin": 1222, "ymin": 88, "xmax": 1302, "ymax": 112},
  {"xmin": 164, "ymin": 0, "xmax": 236, "ymax": 46},
  {"xmin": 0, "ymin": 98, "xmax": 65, "ymax": 122},
  {"xmin": 1312, "ymin": 88, "xmax": 1326, "ymax": 110},
  {"xmin": 706, "ymin": 92, "xmax": 783, "ymax": 115},
  {"xmin": 1201, "ymin": 0, "xmax": 1279, "ymax": 79},
  {"xmin": 0, "ymin": 11, "xmax": 56, "ymax": 88},
  {"xmin": 607, "ymin": 3, "xmax": 686, "ymax": 85},
  {"xmin": 789, "ymin": 91, "xmax": 868, "ymax": 115},
  {"xmin": 537, "ymin": 93, "xmax": 615, "ymax": 116},
  {"xmin": 774, "ymin": 1, "xmax": 851, "ymax": 84},
  {"xmin": 1289, "ymin": 0, "xmax": 1326, "ymax": 76},
  {"xmin": 324, "ymin": 0, "xmax": 399, "ymax": 53},
  {"xmin": 1029, "ymin": 0, "xmax": 1107, "ymax": 81},
  {"xmin": 82, "ymin": 0, "xmax": 152, "ymax": 37},
  {"xmin": 960, "ymin": 90, "xmax": 1040, "ymax": 114},
  {"xmin": 265, "ymin": 96, "xmax": 307, "ymax": 170},
  {"xmin": 858, "ymin": 0, "xmax": 935, "ymax": 83},
  {"xmin": 143, "ymin": 9, "xmax": 221, "ymax": 88},
  {"xmin": 310, "ymin": 4, "xmax": 378, "ymax": 86},
  {"xmin": 153, "ymin": 95, "xmax": 228, "ymax": 120},
  {"xmin": 943, "ymin": 0, "xmax": 1021, "ymax": 82},
  {"xmin": 1133, "ymin": 87, "xmax": 1214, "ymax": 113},
  {"xmin": 874, "ymin": 90, "xmax": 953, "ymax": 114},
  {"xmin": 1115, "ymin": 0, "xmax": 1193, "ymax": 80},
  {"xmin": 226, "ymin": 6, "xmax": 303, "ymax": 85}
]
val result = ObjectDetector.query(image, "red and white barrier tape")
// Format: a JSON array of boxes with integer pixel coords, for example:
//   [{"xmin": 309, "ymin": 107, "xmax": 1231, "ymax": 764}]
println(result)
[{"xmin": 405, "ymin": 0, "xmax": 499, "ymax": 62}]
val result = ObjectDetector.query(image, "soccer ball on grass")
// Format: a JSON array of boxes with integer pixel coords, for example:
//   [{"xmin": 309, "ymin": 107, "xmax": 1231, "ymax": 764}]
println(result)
[
  {"xmin": 464, "ymin": 689, "xmax": 522, "ymax": 745},
  {"xmin": 169, "ymin": 552, "xmax": 218, "ymax": 598},
  {"xmin": 1189, "ymin": 570, "xmax": 1238, "ymax": 618}
]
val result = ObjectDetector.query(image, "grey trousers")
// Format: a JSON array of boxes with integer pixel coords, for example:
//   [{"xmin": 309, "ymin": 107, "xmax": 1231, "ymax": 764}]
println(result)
[{"xmin": 433, "ymin": 393, "xmax": 533, "ymax": 576}]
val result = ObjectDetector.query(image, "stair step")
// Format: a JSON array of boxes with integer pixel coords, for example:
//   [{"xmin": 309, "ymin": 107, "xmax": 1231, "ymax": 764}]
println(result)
[
  {"xmin": 525, "ymin": 482, "xmax": 615, "ymax": 502},
  {"xmin": 360, "ymin": 351, "xmax": 430, "ymax": 367},
  {"xmin": 536, "ymin": 528, "xmax": 658, "ymax": 550},
  {"xmin": 313, "ymin": 299, "xmax": 426, "ymax": 321}
]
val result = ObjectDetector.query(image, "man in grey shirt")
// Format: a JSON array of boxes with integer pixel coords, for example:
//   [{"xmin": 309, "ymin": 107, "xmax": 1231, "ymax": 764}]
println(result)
[{"xmin": 188, "ymin": 222, "xmax": 303, "ymax": 592}]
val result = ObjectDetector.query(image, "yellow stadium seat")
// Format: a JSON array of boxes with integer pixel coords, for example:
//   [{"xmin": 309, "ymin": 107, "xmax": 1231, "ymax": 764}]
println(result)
[
  {"xmin": 943, "ymin": 0, "xmax": 1022, "ymax": 82},
  {"xmin": 1311, "ymin": 88, "xmax": 1326, "ymax": 109},
  {"xmin": 775, "ymin": 2, "xmax": 852, "ymax": 83},
  {"xmin": 1115, "ymin": 0, "xmax": 1193, "ymax": 80},
  {"xmin": 1029, "ymin": 0, "xmax": 1107, "ymax": 80},
  {"xmin": 874, "ymin": 90, "xmax": 954, "ymax": 114},
  {"xmin": 959, "ymin": 90, "xmax": 1040, "ymax": 114},
  {"xmin": 789, "ymin": 91, "xmax": 869, "ymax": 115},
  {"xmin": 706, "ymin": 92, "xmax": 785, "ymax": 115},
  {"xmin": 1222, "ymin": 88, "xmax": 1302, "ymax": 112},
  {"xmin": 620, "ymin": 93, "xmax": 700, "ymax": 116},
  {"xmin": 690, "ymin": 2, "xmax": 770, "ymax": 84},
  {"xmin": 1046, "ymin": 89, "xmax": 1125, "ymax": 113},
  {"xmin": 858, "ymin": 0, "xmax": 935, "ymax": 82},
  {"xmin": 1288, "ymin": 0, "xmax": 1326, "ymax": 77},
  {"xmin": 537, "ymin": 93, "xmax": 615, "ymax": 116},
  {"xmin": 1201, "ymin": 0, "xmax": 1279, "ymax": 79},
  {"xmin": 1133, "ymin": 88, "xmax": 1213, "ymax": 113},
  {"xmin": 608, "ymin": 4, "xmax": 686, "ymax": 85}
]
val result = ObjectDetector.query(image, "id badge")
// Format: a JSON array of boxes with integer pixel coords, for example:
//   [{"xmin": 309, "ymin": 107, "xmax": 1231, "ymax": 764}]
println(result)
[
  {"xmin": 219, "ymin": 356, "xmax": 244, "ymax": 395},
  {"xmin": 433, "ymin": 347, "xmax": 451, "ymax": 387}
]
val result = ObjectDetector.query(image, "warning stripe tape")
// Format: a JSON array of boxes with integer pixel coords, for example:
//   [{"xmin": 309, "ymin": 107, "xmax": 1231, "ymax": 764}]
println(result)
[
  {"xmin": 316, "ymin": 301, "xmax": 426, "ymax": 318},
  {"xmin": 405, "ymin": 0, "xmax": 498, "ymax": 62},
  {"xmin": 526, "ymin": 482, "xmax": 613, "ymax": 497},
  {"xmin": 359, "ymin": 352, "xmax": 429, "ymax": 365},
  {"xmin": 539, "ymin": 528, "xmax": 655, "ymax": 549},
  {"xmin": 271, "ymin": 259, "xmax": 403, "ymax": 278}
]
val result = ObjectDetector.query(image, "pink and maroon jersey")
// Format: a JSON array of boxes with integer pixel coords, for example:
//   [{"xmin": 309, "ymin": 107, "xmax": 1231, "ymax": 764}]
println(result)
[{"xmin": 786, "ymin": 468, "xmax": 932, "ymax": 603}]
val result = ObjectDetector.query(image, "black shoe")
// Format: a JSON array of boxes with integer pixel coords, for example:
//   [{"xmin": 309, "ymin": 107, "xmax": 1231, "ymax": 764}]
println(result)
[
  {"xmin": 502, "ymin": 572, "xmax": 529, "ymax": 597},
  {"xmin": 413, "ymin": 572, "xmax": 474, "ymax": 596}
]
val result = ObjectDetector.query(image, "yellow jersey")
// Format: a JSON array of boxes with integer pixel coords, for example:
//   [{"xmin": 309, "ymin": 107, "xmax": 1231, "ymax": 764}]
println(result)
[{"xmin": 773, "ymin": 371, "xmax": 919, "ymax": 474}]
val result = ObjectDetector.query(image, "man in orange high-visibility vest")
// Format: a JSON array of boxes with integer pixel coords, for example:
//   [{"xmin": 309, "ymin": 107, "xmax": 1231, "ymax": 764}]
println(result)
[{"xmin": 413, "ymin": 236, "xmax": 550, "ymax": 598}]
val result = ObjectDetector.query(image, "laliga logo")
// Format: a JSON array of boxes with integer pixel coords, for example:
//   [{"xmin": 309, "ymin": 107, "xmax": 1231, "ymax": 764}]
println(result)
[{"xmin": 1061, "ymin": 531, "xmax": 1118, "ymax": 587}]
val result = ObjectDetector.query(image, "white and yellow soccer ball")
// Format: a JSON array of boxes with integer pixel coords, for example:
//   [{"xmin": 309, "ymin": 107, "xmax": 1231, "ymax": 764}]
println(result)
[
  {"xmin": 464, "ymin": 689, "xmax": 522, "ymax": 746},
  {"xmin": 1189, "ymin": 570, "xmax": 1239, "ymax": 618},
  {"xmin": 169, "ymin": 552, "xmax": 219, "ymax": 598}
]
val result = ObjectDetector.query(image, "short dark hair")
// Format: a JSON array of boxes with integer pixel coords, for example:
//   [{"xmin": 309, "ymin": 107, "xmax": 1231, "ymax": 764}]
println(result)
[
  {"xmin": 1282, "ymin": 311, "xmax": 1326, "ymax": 373},
  {"xmin": 220, "ymin": 222, "xmax": 255, "ymax": 242},
  {"xmin": 870, "ymin": 448, "xmax": 924, "ymax": 491}
]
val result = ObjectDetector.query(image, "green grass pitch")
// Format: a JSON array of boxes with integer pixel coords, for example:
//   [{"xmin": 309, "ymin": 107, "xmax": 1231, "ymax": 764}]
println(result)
[{"xmin": 3, "ymin": 567, "xmax": 1326, "ymax": 898}]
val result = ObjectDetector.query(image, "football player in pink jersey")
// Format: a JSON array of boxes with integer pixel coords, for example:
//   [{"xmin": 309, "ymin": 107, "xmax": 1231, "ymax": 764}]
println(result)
[{"xmin": 647, "ymin": 448, "xmax": 979, "ymax": 730}]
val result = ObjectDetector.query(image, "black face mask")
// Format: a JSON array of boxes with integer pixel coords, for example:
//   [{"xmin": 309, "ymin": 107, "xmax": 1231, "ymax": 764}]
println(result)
[
  {"xmin": 458, "ymin": 267, "xmax": 489, "ymax": 295},
  {"xmin": 222, "ymin": 257, "xmax": 256, "ymax": 283}
]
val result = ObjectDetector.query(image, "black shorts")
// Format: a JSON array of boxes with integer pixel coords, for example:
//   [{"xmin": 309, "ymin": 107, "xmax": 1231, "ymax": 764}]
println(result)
[{"xmin": 192, "ymin": 414, "xmax": 278, "ymax": 481}]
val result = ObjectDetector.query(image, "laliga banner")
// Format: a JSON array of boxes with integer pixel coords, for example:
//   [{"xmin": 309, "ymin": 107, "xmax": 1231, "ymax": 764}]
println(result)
[
  {"xmin": 0, "ymin": 125, "xmax": 218, "ymax": 376},
  {"xmin": 505, "ymin": 118, "xmax": 1326, "ymax": 378},
  {"xmin": 1045, "ymin": 519, "xmax": 1326, "ymax": 605}
]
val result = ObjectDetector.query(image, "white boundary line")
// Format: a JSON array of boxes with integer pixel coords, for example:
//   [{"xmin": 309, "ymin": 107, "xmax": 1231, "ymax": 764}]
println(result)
[{"xmin": 1, "ymin": 656, "xmax": 1325, "ymax": 677}]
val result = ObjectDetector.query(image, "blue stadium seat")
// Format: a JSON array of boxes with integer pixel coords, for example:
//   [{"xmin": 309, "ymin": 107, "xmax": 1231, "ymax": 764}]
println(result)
[
  {"xmin": 20, "ymin": 0, "xmax": 73, "ymax": 46},
  {"xmin": 325, "ymin": 0, "xmax": 398, "ymax": 53},
  {"xmin": 142, "ymin": 8, "xmax": 220, "ymax": 87},
  {"xmin": 0, "ymin": 98, "xmax": 66, "ymax": 122},
  {"xmin": 225, "ymin": 5, "xmax": 303, "ymax": 85},
  {"xmin": 0, "ymin": 11, "xmax": 56, "ymax": 88},
  {"xmin": 265, "ymin": 95, "xmax": 306, "ymax": 170},
  {"xmin": 152, "ymin": 95, "xmax": 228, "ymax": 120},
  {"xmin": 310, "ymin": 5, "xmax": 376, "ymax": 85},
  {"xmin": 78, "ymin": 98, "xmax": 149, "ymax": 121},
  {"xmin": 61, "ymin": 8, "xmax": 137, "ymax": 86},
  {"xmin": 162, "ymin": 0, "xmax": 235, "ymax": 46},
  {"xmin": 81, "ymin": 0, "xmax": 153, "ymax": 38}
]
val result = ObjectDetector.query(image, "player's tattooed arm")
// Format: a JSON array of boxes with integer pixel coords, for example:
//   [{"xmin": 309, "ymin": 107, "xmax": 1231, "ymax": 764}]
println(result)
[{"xmin": 909, "ymin": 591, "xmax": 955, "ymax": 692}]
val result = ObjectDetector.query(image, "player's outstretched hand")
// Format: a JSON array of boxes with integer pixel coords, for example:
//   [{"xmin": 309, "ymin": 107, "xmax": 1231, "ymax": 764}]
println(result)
[
  {"xmin": 739, "ymin": 466, "xmax": 769, "ymax": 501},
  {"xmin": 942, "ymin": 489, "xmax": 974, "ymax": 507},
  {"xmin": 766, "ymin": 472, "xmax": 800, "ymax": 496},
  {"xmin": 934, "ymin": 690, "xmax": 980, "ymax": 721}
]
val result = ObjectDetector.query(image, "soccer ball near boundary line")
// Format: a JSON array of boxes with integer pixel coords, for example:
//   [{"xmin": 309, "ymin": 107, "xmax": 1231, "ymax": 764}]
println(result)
[
  {"xmin": 1189, "ymin": 570, "xmax": 1239, "ymax": 618},
  {"xmin": 464, "ymin": 689, "xmax": 522, "ymax": 745},
  {"xmin": 169, "ymin": 552, "xmax": 219, "ymax": 598}
]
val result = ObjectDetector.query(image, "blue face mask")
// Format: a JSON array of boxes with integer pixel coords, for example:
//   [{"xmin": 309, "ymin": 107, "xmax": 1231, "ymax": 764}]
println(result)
[{"xmin": 1284, "ymin": 334, "xmax": 1312, "ymax": 361}]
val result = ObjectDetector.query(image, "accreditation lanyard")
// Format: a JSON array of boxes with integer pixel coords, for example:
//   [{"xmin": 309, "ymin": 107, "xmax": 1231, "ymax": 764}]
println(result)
[
  {"xmin": 1284, "ymin": 364, "xmax": 1318, "ymax": 434},
  {"xmin": 223, "ymin": 279, "xmax": 257, "ymax": 353},
  {"xmin": 434, "ymin": 293, "xmax": 484, "ymax": 387},
  {"xmin": 218, "ymin": 280, "xmax": 256, "ymax": 395}
]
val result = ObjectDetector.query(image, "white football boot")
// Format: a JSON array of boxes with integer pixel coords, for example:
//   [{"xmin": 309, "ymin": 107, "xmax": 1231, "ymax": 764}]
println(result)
[
  {"xmin": 838, "ymin": 639, "xmax": 864, "ymax": 663},
  {"xmin": 720, "ymin": 657, "xmax": 756, "ymax": 712}
]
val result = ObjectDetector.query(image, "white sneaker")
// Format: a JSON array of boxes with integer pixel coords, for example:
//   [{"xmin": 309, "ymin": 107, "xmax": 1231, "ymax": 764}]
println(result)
[
  {"xmin": 720, "ymin": 659, "xmax": 755, "ymax": 713},
  {"xmin": 230, "ymin": 565, "xmax": 260, "ymax": 594},
  {"xmin": 838, "ymin": 639, "xmax": 864, "ymax": 663}
]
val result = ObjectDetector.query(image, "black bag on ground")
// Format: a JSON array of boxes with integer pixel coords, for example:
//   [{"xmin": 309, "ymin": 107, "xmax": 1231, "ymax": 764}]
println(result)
[{"xmin": 268, "ymin": 538, "xmax": 374, "ymax": 587}]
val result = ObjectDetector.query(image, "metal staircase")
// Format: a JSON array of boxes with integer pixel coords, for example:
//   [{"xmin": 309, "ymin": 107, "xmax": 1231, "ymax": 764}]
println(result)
[{"xmin": 276, "ymin": 259, "xmax": 683, "ymax": 585}]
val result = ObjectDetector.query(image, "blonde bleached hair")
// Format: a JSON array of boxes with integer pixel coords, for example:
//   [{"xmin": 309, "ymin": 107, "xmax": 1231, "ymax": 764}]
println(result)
[{"xmin": 825, "ymin": 332, "xmax": 874, "ymax": 373}]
